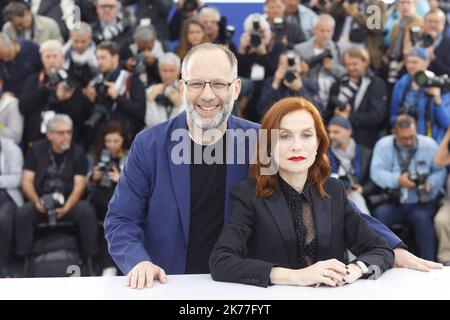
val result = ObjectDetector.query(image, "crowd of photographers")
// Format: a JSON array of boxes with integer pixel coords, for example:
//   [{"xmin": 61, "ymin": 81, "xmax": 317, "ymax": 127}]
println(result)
[{"xmin": 1, "ymin": 0, "xmax": 450, "ymax": 277}]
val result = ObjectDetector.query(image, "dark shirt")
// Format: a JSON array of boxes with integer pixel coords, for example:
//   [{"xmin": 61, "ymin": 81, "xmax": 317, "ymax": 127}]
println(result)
[
  {"xmin": 186, "ymin": 137, "xmax": 227, "ymax": 274},
  {"xmin": 0, "ymin": 40, "xmax": 42, "ymax": 96},
  {"xmin": 278, "ymin": 176, "xmax": 317, "ymax": 268},
  {"xmin": 24, "ymin": 139, "xmax": 87, "ymax": 198}
]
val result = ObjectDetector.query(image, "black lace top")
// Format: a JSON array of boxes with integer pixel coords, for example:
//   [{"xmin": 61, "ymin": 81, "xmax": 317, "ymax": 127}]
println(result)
[{"xmin": 278, "ymin": 176, "xmax": 317, "ymax": 268}]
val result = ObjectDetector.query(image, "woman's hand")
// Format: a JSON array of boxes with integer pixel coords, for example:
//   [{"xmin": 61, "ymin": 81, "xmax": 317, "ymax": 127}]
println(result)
[
  {"xmin": 108, "ymin": 166, "xmax": 121, "ymax": 183},
  {"xmin": 270, "ymin": 259, "xmax": 348, "ymax": 287},
  {"xmin": 91, "ymin": 166, "xmax": 102, "ymax": 182}
]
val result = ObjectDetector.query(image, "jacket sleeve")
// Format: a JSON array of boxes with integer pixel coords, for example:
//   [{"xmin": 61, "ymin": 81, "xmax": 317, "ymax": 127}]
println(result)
[
  {"xmin": 370, "ymin": 139, "xmax": 401, "ymax": 189},
  {"xmin": 209, "ymin": 182, "xmax": 276, "ymax": 288},
  {"xmin": 0, "ymin": 140, "xmax": 23, "ymax": 189},
  {"xmin": 390, "ymin": 78, "xmax": 404, "ymax": 125},
  {"xmin": 104, "ymin": 133, "xmax": 153, "ymax": 274},
  {"xmin": 348, "ymin": 200, "xmax": 402, "ymax": 249},
  {"xmin": 340, "ymin": 183, "xmax": 395, "ymax": 277}
]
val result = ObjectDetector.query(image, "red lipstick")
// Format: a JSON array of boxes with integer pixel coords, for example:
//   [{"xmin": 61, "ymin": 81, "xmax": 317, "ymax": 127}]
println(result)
[{"xmin": 288, "ymin": 156, "xmax": 306, "ymax": 162}]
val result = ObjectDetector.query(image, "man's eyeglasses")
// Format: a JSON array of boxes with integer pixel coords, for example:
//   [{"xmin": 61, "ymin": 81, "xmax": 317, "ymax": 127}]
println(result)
[
  {"xmin": 182, "ymin": 79, "xmax": 235, "ymax": 93},
  {"xmin": 99, "ymin": 4, "xmax": 117, "ymax": 10},
  {"xmin": 52, "ymin": 130, "xmax": 73, "ymax": 136}
]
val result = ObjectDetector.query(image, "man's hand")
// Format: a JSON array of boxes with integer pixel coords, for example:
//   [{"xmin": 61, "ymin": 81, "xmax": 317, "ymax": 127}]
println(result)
[
  {"xmin": 55, "ymin": 205, "xmax": 70, "ymax": 219},
  {"xmin": 34, "ymin": 200, "xmax": 47, "ymax": 214},
  {"xmin": 283, "ymin": 75, "xmax": 303, "ymax": 91},
  {"xmin": 105, "ymin": 81, "xmax": 119, "ymax": 100},
  {"xmin": 126, "ymin": 261, "xmax": 167, "ymax": 289},
  {"xmin": 56, "ymin": 82, "xmax": 75, "ymax": 101},
  {"xmin": 398, "ymin": 172, "xmax": 416, "ymax": 189},
  {"xmin": 334, "ymin": 104, "xmax": 351, "ymax": 118},
  {"xmin": 82, "ymin": 85, "xmax": 97, "ymax": 103},
  {"xmin": 394, "ymin": 248, "xmax": 444, "ymax": 271},
  {"xmin": 322, "ymin": 57, "xmax": 333, "ymax": 70},
  {"xmin": 147, "ymin": 83, "xmax": 165, "ymax": 102}
]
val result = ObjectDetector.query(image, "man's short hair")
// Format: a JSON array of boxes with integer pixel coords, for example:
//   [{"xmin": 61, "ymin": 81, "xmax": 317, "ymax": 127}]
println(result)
[
  {"xmin": 40, "ymin": 40, "xmax": 63, "ymax": 54},
  {"xmin": 70, "ymin": 22, "xmax": 92, "ymax": 36},
  {"xmin": 133, "ymin": 25, "xmax": 157, "ymax": 42},
  {"xmin": 97, "ymin": 41, "xmax": 120, "ymax": 56},
  {"xmin": 181, "ymin": 43, "xmax": 238, "ymax": 80},
  {"xmin": 394, "ymin": 114, "xmax": 416, "ymax": 130},
  {"xmin": 46, "ymin": 114, "xmax": 73, "ymax": 133},
  {"xmin": 3, "ymin": 2, "xmax": 28, "ymax": 22},
  {"xmin": 159, "ymin": 52, "xmax": 181, "ymax": 70},
  {"xmin": 313, "ymin": 13, "xmax": 336, "ymax": 30},
  {"xmin": 198, "ymin": 7, "xmax": 221, "ymax": 23},
  {"xmin": 343, "ymin": 46, "xmax": 370, "ymax": 64}
]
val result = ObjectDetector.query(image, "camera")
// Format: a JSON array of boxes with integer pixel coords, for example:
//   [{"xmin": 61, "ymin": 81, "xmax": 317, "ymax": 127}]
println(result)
[
  {"xmin": 155, "ymin": 93, "xmax": 174, "ymax": 109},
  {"xmin": 133, "ymin": 52, "xmax": 147, "ymax": 75},
  {"xmin": 46, "ymin": 69, "xmax": 75, "ymax": 92},
  {"xmin": 414, "ymin": 70, "xmax": 450, "ymax": 91},
  {"xmin": 85, "ymin": 74, "xmax": 110, "ymax": 128},
  {"xmin": 330, "ymin": 78, "xmax": 359, "ymax": 111},
  {"xmin": 41, "ymin": 192, "xmax": 65, "ymax": 226},
  {"xmin": 338, "ymin": 174, "xmax": 358, "ymax": 191},
  {"xmin": 182, "ymin": 0, "xmax": 199, "ymax": 12},
  {"xmin": 414, "ymin": 33, "xmax": 435, "ymax": 48},
  {"xmin": 409, "ymin": 172, "xmax": 429, "ymax": 203},
  {"xmin": 273, "ymin": 17, "xmax": 285, "ymax": 40},
  {"xmin": 97, "ymin": 149, "xmax": 116, "ymax": 188},
  {"xmin": 368, "ymin": 189, "xmax": 401, "ymax": 207},
  {"xmin": 284, "ymin": 50, "xmax": 297, "ymax": 83},
  {"xmin": 250, "ymin": 16, "xmax": 262, "ymax": 48},
  {"xmin": 307, "ymin": 48, "xmax": 333, "ymax": 68}
]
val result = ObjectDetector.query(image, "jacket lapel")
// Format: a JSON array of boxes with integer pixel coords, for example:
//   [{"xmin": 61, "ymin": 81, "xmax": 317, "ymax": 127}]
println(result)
[
  {"xmin": 166, "ymin": 113, "xmax": 191, "ymax": 246},
  {"xmin": 264, "ymin": 191, "xmax": 298, "ymax": 267}
]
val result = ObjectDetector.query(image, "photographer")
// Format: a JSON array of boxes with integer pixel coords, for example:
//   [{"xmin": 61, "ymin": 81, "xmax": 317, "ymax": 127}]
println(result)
[
  {"xmin": 0, "ymin": 137, "xmax": 24, "ymax": 277},
  {"xmin": 237, "ymin": 13, "xmax": 284, "ymax": 121},
  {"xmin": 62, "ymin": 22, "xmax": 98, "ymax": 89},
  {"xmin": 257, "ymin": 51, "xmax": 321, "ymax": 117},
  {"xmin": 327, "ymin": 46, "xmax": 388, "ymax": 149},
  {"xmin": 83, "ymin": 41, "xmax": 145, "ymax": 144},
  {"xmin": 91, "ymin": 0, "xmax": 132, "ymax": 47},
  {"xmin": 0, "ymin": 32, "xmax": 42, "ymax": 96},
  {"xmin": 198, "ymin": 7, "xmax": 237, "ymax": 53},
  {"xmin": 121, "ymin": 0, "xmax": 173, "ymax": 46},
  {"xmin": 87, "ymin": 120, "xmax": 128, "ymax": 276},
  {"xmin": 433, "ymin": 126, "xmax": 450, "ymax": 266},
  {"xmin": 2, "ymin": 1, "xmax": 63, "ymax": 45},
  {"xmin": 329, "ymin": 0, "xmax": 386, "ymax": 74},
  {"xmin": 423, "ymin": 9, "xmax": 450, "ymax": 76},
  {"xmin": 169, "ymin": 0, "xmax": 206, "ymax": 41},
  {"xmin": 294, "ymin": 14, "xmax": 346, "ymax": 107},
  {"xmin": 264, "ymin": 0, "xmax": 306, "ymax": 46},
  {"xmin": 120, "ymin": 25, "xmax": 163, "ymax": 89},
  {"xmin": 20, "ymin": 40, "xmax": 90, "ymax": 148},
  {"xmin": 283, "ymin": 0, "xmax": 317, "ymax": 40},
  {"xmin": 15, "ymin": 115, "xmax": 98, "ymax": 276},
  {"xmin": 390, "ymin": 47, "xmax": 450, "ymax": 143},
  {"xmin": 383, "ymin": 0, "xmax": 423, "ymax": 84},
  {"xmin": 328, "ymin": 116, "xmax": 372, "ymax": 214},
  {"xmin": 370, "ymin": 114, "xmax": 446, "ymax": 260},
  {"xmin": 145, "ymin": 53, "xmax": 183, "ymax": 128}
]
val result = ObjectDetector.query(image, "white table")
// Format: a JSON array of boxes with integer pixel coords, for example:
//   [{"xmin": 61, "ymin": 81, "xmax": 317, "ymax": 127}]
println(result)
[{"xmin": 0, "ymin": 267, "xmax": 449, "ymax": 300}]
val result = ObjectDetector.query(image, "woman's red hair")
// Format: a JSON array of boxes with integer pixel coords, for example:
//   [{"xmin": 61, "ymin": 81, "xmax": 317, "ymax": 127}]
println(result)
[{"xmin": 251, "ymin": 97, "xmax": 330, "ymax": 198}]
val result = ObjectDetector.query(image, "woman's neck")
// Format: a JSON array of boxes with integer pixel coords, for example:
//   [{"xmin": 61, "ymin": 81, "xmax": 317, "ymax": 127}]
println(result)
[{"xmin": 279, "ymin": 170, "xmax": 308, "ymax": 193}]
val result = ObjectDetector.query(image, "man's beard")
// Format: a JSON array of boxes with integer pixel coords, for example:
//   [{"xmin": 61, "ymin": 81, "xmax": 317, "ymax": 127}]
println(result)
[
  {"xmin": 185, "ymin": 95, "xmax": 234, "ymax": 130},
  {"xmin": 59, "ymin": 142, "xmax": 71, "ymax": 152}
]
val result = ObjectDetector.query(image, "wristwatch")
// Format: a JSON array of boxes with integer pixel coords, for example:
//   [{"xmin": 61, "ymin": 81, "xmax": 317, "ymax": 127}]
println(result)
[{"xmin": 355, "ymin": 260, "xmax": 369, "ymax": 275}]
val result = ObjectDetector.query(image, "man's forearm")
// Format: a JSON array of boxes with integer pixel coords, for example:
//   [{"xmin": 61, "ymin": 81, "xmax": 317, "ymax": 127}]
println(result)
[{"xmin": 23, "ymin": 181, "xmax": 40, "ymax": 203}]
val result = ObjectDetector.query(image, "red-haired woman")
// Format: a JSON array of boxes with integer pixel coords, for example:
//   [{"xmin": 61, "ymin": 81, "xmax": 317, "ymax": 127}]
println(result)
[{"xmin": 209, "ymin": 97, "xmax": 394, "ymax": 288}]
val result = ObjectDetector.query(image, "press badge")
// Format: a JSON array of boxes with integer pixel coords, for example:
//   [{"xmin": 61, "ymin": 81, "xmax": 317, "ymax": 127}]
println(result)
[{"xmin": 250, "ymin": 64, "xmax": 265, "ymax": 81}]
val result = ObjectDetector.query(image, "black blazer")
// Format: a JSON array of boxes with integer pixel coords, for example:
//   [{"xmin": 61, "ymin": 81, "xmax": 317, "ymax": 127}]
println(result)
[{"xmin": 209, "ymin": 177, "xmax": 394, "ymax": 287}]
